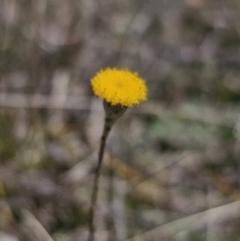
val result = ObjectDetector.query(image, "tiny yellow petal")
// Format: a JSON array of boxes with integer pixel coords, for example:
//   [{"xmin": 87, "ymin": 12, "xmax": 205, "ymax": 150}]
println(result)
[{"xmin": 91, "ymin": 68, "xmax": 147, "ymax": 107}]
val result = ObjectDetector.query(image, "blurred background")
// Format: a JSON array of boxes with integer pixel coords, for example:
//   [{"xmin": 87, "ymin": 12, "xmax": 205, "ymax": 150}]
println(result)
[{"xmin": 1, "ymin": 0, "xmax": 240, "ymax": 240}]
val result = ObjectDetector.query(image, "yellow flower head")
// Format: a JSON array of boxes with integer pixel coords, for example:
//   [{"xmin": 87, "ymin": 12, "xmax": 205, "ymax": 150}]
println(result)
[{"xmin": 91, "ymin": 68, "xmax": 147, "ymax": 107}]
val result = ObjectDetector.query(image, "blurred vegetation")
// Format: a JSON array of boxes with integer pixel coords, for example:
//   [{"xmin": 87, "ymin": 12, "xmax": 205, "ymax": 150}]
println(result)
[{"xmin": 1, "ymin": 0, "xmax": 240, "ymax": 241}]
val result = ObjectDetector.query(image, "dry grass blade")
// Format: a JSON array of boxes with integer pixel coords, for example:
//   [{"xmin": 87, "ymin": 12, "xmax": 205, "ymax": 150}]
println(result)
[
  {"xmin": 0, "ymin": 94, "xmax": 90, "ymax": 110},
  {"xmin": 21, "ymin": 209, "xmax": 54, "ymax": 241},
  {"xmin": 63, "ymin": 152, "xmax": 97, "ymax": 184},
  {"xmin": 126, "ymin": 201, "xmax": 240, "ymax": 241}
]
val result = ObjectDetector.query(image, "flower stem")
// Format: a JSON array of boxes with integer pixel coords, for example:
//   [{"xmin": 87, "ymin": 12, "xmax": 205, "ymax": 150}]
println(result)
[
  {"xmin": 88, "ymin": 101, "xmax": 127, "ymax": 241},
  {"xmin": 88, "ymin": 118, "xmax": 112, "ymax": 241}
]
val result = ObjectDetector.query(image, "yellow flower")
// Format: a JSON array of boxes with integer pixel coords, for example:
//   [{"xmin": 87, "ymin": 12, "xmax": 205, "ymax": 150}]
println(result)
[{"xmin": 91, "ymin": 68, "xmax": 147, "ymax": 107}]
